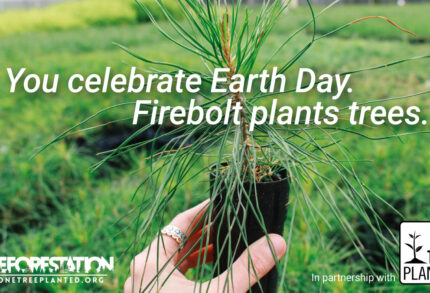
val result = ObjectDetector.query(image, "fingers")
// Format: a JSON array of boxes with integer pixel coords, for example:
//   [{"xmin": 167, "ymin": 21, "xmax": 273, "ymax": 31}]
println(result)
[
  {"xmin": 129, "ymin": 242, "xmax": 170, "ymax": 281},
  {"xmin": 125, "ymin": 200, "xmax": 213, "ymax": 293},
  {"xmin": 205, "ymin": 234, "xmax": 286, "ymax": 293},
  {"xmin": 170, "ymin": 199, "xmax": 210, "ymax": 233},
  {"xmin": 163, "ymin": 199, "xmax": 210, "ymax": 257},
  {"xmin": 177, "ymin": 226, "xmax": 213, "ymax": 273},
  {"xmin": 182, "ymin": 226, "xmax": 213, "ymax": 254},
  {"xmin": 124, "ymin": 277, "xmax": 133, "ymax": 293},
  {"xmin": 127, "ymin": 241, "xmax": 184, "ymax": 293},
  {"xmin": 178, "ymin": 244, "xmax": 214, "ymax": 273}
]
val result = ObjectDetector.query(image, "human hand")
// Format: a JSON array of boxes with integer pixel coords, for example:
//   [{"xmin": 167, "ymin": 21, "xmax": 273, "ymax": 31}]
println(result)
[{"xmin": 124, "ymin": 200, "xmax": 287, "ymax": 293}]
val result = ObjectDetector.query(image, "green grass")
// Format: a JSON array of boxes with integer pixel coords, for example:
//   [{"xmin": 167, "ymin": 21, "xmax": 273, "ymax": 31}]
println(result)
[
  {"xmin": 3, "ymin": 1, "xmax": 430, "ymax": 41},
  {"xmin": 0, "ymin": 0, "xmax": 181, "ymax": 37},
  {"xmin": 295, "ymin": 3, "xmax": 430, "ymax": 41},
  {"xmin": 0, "ymin": 2, "xmax": 430, "ymax": 292}
]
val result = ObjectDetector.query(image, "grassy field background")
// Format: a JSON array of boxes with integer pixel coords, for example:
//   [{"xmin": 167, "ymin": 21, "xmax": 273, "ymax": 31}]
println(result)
[{"xmin": 0, "ymin": 1, "xmax": 429, "ymax": 292}]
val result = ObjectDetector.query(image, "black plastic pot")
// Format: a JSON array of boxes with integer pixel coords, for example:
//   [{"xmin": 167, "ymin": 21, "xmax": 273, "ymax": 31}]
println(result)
[{"xmin": 210, "ymin": 165, "xmax": 289, "ymax": 293}]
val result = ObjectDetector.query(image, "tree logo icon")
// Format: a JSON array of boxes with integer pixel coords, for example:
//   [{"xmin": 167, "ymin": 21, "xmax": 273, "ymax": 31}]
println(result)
[
  {"xmin": 404, "ymin": 231, "xmax": 426, "ymax": 264},
  {"xmin": 400, "ymin": 222, "xmax": 430, "ymax": 284}
]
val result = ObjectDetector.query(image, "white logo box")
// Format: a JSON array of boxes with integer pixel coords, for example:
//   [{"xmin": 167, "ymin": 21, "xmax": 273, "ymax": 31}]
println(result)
[{"xmin": 400, "ymin": 222, "xmax": 430, "ymax": 284}]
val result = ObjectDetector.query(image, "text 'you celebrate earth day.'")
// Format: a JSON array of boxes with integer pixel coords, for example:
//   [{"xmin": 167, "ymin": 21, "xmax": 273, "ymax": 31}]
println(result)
[{"xmin": 6, "ymin": 66, "xmax": 427, "ymax": 130}]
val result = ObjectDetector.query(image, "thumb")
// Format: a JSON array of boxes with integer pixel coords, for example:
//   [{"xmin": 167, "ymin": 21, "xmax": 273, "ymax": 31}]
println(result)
[{"xmin": 208, "ymin": 234, "xmax": 287, "ymax": 293}]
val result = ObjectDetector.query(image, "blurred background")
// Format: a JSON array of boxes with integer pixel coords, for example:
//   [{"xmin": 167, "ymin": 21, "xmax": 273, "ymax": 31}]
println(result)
[{"xmin": 0, "ymin": 0, "xmax": 429, "ymax": 292}]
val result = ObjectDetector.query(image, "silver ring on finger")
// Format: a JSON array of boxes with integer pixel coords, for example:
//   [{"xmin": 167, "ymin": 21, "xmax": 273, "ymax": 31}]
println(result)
[{"xmin": 161, "ymin": 225, "xmax": 187, "ymax": 249}]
